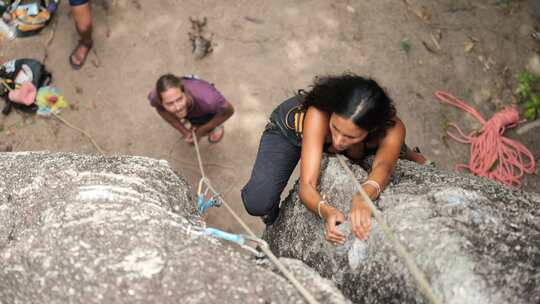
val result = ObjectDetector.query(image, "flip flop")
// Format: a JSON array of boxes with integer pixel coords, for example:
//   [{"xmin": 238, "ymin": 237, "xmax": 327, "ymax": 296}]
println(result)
[
  {"xmin": 69, "ymin": 40, "xmax": 93, "ymax": 70},
  {"xmin": 208, "ymin": 125, "xmax": 225, "ymax": 144}
]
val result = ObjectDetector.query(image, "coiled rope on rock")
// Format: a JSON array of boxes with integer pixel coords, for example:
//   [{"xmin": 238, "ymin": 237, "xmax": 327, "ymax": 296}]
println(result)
[{"xmin": 435, "ymin": 91, "xmax": 536, "ymax": 187}]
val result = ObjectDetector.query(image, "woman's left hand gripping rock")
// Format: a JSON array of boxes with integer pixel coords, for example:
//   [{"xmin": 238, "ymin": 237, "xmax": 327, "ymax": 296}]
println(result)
[{"xmin": 350, "ymin": 194, "xmax": 372, "ymax": 241}]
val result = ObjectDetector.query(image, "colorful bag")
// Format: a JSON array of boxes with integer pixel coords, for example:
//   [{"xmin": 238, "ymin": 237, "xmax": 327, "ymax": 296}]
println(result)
[
  {"xmin": 3, "ymin": 0, "xmax": 59, "ymax": 37},
  {"xmin": 0, "ymin": 58, "xmax": 52, "ymax": 115}
]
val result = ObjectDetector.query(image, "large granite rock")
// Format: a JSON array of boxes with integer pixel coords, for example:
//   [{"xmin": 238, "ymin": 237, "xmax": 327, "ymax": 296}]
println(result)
[
  {"xmin": 0, "ymin": 152, "xmax": 349, "ymax": 304},
  {"xmin": 264, "ymin": 156, "xmax": 540, "ymax": 304}
]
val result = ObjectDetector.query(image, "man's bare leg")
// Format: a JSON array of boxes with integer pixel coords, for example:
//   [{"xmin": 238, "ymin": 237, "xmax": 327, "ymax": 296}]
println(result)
[{"xmin": 70, "ymin": 3, "xmax": 93, "ymax": 68}]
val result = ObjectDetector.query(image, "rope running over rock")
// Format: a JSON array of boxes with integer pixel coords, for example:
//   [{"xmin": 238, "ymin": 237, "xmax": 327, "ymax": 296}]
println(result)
[
  {"xmin": 336, "ymin": 154, "xmax": 442, "ymax": 304},
  {"xmin": 191, "ymin": 129, "xmax": 320, "ymax": 304}
]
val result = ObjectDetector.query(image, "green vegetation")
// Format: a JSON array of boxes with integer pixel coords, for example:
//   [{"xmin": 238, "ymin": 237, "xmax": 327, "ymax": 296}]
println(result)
[
  {"xmin": 459, "ymin": 88, "xmax": 473, "ymax": 103},
  {"xmin": 400, "ymin": 36, "xmax": 411, "ymax": 54},
  {"xmin": 516, "ymin": 70, "xmax": 540, "ymax": 120}
]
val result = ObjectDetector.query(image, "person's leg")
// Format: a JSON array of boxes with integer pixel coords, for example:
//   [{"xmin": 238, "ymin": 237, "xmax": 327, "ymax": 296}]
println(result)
[
  {"xmin": 241, "ymin": 127, "xmax": 301, "ymax": 225},
  {"xmin": 207, "ymin": 125, "xmax": 224, "ymax": 143},
  {"xmin": 190, "ymin": 114, "xmax": 225, "ymax": 143},
  {"xmin": 401, "ymin": 144, "xmax": 429, "ymax": 164},
  {"xmin": 69, "ymin": 0, "xmax": 93, "ymax": 68}
]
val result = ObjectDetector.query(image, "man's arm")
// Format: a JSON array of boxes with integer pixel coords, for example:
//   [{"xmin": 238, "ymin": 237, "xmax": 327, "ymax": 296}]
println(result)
[{"xmin": 194, "ymin": 100, "xmax": 235, "ymax": 137}]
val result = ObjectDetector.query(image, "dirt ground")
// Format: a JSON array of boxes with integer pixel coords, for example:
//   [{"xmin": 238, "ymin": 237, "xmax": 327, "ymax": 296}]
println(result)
[{"xmin": 1, "ymin": 0, "xmax": 539, "ymax": 236}]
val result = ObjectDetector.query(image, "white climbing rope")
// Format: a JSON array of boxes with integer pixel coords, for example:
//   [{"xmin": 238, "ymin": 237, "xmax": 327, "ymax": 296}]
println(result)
[
  {"xmin": 191, "ymin": 130, "xmax": 320, "ymax": 304},
  {"xmin": 336, "ymin": 155, "xmax": 442, "ymax": 304}
]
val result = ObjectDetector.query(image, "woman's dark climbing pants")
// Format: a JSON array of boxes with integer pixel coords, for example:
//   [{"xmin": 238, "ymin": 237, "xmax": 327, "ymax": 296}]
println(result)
[{"xmin": 241, "ymin": 124, "xmax": 301, "ymax": 217}]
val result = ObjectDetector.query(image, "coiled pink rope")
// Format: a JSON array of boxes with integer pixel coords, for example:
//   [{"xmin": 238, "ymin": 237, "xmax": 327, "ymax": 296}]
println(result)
[{"xmin": 435, "ymin": 91, "xmax": 536, "ymax": 187}]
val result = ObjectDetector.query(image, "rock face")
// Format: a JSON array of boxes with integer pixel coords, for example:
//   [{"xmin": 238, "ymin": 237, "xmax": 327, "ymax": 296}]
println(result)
[
  {"xmin": 0, "ymin": 152, "xmax": 349, "ymax": 304},
  {"xmin": 264, "ymin": 157, "xmax": 540, "ymax": 304}
]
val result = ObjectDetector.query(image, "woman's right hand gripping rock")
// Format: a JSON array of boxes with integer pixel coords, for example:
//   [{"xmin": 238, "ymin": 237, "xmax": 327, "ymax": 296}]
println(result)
[{"xmin": 324, "ymin": 206, "xmax": 346, "ymax": 245}]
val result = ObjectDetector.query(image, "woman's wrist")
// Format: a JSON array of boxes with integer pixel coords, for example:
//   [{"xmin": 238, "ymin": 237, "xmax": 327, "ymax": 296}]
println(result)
[
  {"xmin": 352, "ymin": 193, "xmax": 372, "ymax": 213},
  {"xmin": 361, "ymin": 179, "xmax": 381, "ymax": 200},
  {"xmin": 320, "ymin": 203, "xmax": 335, "ymax": 219}
]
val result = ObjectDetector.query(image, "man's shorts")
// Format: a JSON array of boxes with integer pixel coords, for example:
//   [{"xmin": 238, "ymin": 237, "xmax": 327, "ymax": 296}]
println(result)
[{"xmin": 69, "ymin": 0, "xmax": 89, "ymax": 6}]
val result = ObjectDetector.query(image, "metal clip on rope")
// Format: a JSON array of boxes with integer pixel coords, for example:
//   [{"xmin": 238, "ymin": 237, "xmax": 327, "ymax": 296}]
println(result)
[
  {"xmin": 202, "ymin": 227, "xmax": 268, "ymax": 258},
  {"xmin": 191, "ymin": 129, "xmax": 320, "ymax": 304},
  {"xmin": 197, "ymin": 177, "xmax": 222, "ymax": 214}
]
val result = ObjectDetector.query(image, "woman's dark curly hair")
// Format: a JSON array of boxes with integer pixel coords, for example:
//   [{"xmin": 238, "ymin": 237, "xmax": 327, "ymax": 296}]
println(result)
[{"xmin": 299, "ymin": 73, "xmax": 396, "ymax": 140}]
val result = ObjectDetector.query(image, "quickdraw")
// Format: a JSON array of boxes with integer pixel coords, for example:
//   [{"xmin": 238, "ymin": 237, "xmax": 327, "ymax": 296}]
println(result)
[
  {"xmin": 197, "ymin": 177, "xmax": 222, "ymax": 214},
  {"xmin": 190, "ymin": 129, "xmax": 319, "ymax": 304},
  {"xmin": 202, "ymin": 227, "xmax": 268, "ymax": 258}
]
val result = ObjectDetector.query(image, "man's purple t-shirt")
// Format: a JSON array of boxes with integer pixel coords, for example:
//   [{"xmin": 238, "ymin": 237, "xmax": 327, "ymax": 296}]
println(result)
[{"xmin": 148, "ymin": 78, "xmax": 227, "ymax": 122}]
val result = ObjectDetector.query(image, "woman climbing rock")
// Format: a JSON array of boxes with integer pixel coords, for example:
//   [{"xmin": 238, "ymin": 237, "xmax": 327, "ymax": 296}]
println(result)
[{"xmin": 242, "ymin": 73, "xmax": 428, "ymax": 244}]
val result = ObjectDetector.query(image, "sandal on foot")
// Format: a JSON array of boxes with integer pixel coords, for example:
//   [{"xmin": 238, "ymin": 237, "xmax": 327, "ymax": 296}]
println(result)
[
  {"xmin": 208, "ymin": 125, "xmax": 225, "ymax": 144},
  {"xmin": 69, "ymin": 40, "xmax": 93, "ymax": 70}
]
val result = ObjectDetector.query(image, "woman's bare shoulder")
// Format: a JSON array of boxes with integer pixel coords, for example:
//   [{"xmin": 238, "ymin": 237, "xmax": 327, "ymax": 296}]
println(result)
[{"xmin": 304, "ymin": 106, "xmax": 330, "ymax": 137}]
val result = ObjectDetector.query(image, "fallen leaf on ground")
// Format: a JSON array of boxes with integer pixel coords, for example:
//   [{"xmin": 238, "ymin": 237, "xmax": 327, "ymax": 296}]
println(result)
[
  {"xmin": 511, "ymin": 95, "xmax": 518, "ymax": 105},
  {"xmin": 464, "ymin": 40, "xmax": 475, "ymax": 53},
  {"xmin": 404, "ymin": 0, "xmax": 432, "ymax": 23},
  {"xmin": 478, "ymin": 55, "xmax": 494, "ymax": 70},
  {"xmin": 422, "ymin": 41, "xmax": 436, "ymax": 53},
  {"xmin": 132, "ymin": 0, "xmax": 142, "ymax": 10},
  {"xmin": 431, "ymin": 30, "xmax": 441, "ymax": 49},
  {"xmin": 244, "ymin": 16, "xmax": 264, "ymax": 24},
  {"xmin": 69, "ymin": 101, "xmax": 80, "ymax": 111},
  {"xmin": 415, "ymin": 7, "xmax": 431, "ymax": 23}
]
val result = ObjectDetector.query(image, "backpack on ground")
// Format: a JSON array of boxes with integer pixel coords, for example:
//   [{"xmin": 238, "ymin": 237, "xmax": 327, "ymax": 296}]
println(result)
[
  {"xmin": 1, "ymin": 0, "xmax": 59, "ymax": 37},
  {"xmin": 0, "ymin": 58, "xmax": 52, "ymax": 115}
]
